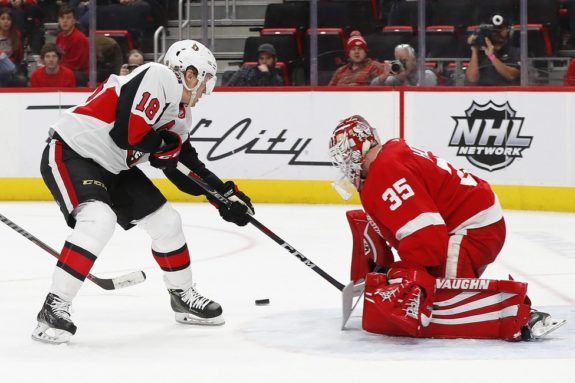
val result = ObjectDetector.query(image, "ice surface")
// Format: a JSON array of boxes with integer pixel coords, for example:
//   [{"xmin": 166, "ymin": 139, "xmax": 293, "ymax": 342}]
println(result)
[{"xmin": 0, "ymin": 202, "xmax": 573, "ymax": 383}]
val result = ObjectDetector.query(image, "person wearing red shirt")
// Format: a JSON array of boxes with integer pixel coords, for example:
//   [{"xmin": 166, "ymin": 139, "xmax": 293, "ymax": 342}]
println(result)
[
  {"xmin": 329, "ymin": 115, "xmax": 565, "ymax": 341},
  {"xmin": 564, "ymin": 57, "xmax": 575, "ymax": 85},
  {"xmin": 30, "ymin": 42, "xmax": 76, "ymax": 87},
  {"xmin": 328, "ymin": 31, "xmax": 386, "ymax": 86},
  {"xmin": 55, "ymin": 5, "xmax": 88, "ymax": 86}
]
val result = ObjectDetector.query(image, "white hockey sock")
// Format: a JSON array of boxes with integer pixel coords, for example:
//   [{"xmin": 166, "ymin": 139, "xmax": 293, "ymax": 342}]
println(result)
[
  {"xmin": 50, "ymin": 267, "xmax": 83, "ymax": 303},
  {"xmin": 163, "ymin": 269, "xmax": 194, "ymax": 291},
  {"xmin": 137, "ymin": 203, "xmax": 193, "ymax": 290},
  {"xmin": 50, "ymin": 201, "xmax": 116, "ymax": 302}
]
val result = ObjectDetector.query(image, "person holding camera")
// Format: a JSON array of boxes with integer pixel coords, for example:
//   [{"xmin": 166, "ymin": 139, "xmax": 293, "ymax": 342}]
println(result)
[
  {"xmin": 370, "ymin": 44, "xmax": 437, "ymax": 86},
  {"xmin": 120, "ymin": 48, "xmax": 145, "ymax": 76},
  {"xmin": 465, "ymin": 14, "xmax": 520, "ymax": 86},
  {"xmin": 328, "ymin": 30, "xmax": 386, "ymax": 86}
]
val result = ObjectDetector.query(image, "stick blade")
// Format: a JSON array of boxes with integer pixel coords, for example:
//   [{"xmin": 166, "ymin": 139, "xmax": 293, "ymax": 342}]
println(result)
[
  {"xmin": 341, "ymin": 280, "xmax": 364, "ymax": 330},
  {"xmin": 89, "ymin": 271, "xmax": 147, "ymax": 290}
]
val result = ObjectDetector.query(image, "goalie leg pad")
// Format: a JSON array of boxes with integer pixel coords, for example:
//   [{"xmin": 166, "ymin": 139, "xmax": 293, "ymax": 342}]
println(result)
[
  {"xmin": 423, "ymin": 278, "xmax": 531, "ymax": 340},
  {"xmin": 346, "ymin": 209, "xmax": 394, "ymax": 283},
  {"xmin": 364, "ymin": 275, "xmax": 533, "ymax": 340},
  {"xmin": 363, "ymin": 261, "xmax": 436, "ymax": 337}
]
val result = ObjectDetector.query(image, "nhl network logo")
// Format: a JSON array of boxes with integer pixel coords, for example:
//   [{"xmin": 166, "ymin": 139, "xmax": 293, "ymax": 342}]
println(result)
[{"xmin": 449, "ymin": 101, "xmax": 533, "ymax": 171}]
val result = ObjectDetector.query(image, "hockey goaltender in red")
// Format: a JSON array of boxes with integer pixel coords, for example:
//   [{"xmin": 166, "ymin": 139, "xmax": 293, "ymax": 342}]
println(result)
[{"xmin": 329, "ymin": 115, "xmax": 565, "ymax": 341}]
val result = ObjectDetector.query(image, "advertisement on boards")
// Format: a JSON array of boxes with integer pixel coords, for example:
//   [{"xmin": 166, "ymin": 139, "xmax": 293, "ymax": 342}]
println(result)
[
  {"xmin": 177, "ymin": 90, "xmax": 398, "ymax": 180},
  {"xmin": 0, "ymin": 90, "xmax": 399, "ymax": 180},
  {"xmin": 403, "ymin": 91, "xmax": 575, "ymax": 187},
  {"xmin": 3, "ymin": 92, "xmax": 85, "ymax": 178}
]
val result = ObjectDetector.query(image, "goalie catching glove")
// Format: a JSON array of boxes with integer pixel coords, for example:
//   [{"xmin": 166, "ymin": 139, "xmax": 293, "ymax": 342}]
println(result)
[
  {"xmin": 363, "ymin": 261, "xmax": 435, "ymax": 337},
  {"xmin": 149, "ymin": 130, "xmax": 182, "ymax": 170},
  {"xmin": 215, "ymin": 181, "xmax": 254, "ymax": 226}
]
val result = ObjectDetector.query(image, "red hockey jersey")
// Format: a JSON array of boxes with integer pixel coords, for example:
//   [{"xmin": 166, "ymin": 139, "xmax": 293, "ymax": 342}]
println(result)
[{"xmin": 360, "ymin": 139, "xmax": 502, "ymax": 268}]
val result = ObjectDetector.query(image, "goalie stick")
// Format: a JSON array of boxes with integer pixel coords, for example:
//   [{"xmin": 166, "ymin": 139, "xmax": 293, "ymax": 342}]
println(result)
[
  {"xmin": 175, "ymin": 162, "xmax": 357, "ymax": 328},
  {"xmin": 341, "ymin": 265, "xmax": 387, "ymax": 330},
  {"xmin": 0, "ymin": 213, "xmax": 146, "ymax": 290}
]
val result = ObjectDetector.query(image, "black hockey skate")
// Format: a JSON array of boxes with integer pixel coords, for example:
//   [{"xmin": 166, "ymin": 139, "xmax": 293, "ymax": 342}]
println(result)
[
  {"xmin": 521, "ymin": 309, "xmax": 566, "ymax": 341},
  {"xmin": 32, "ymin": 293, "xmax": 77, "ymax": 344},
  {"xmin": 169, "ymin": 285, "xmax": 224, "ymax": 326}
]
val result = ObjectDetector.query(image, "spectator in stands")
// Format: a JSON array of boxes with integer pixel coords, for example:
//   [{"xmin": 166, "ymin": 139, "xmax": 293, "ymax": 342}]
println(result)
[
  {"xmin": 69, "ymin": 0, "xmax": 122, "ymax": 33},
  {"xmin": 371, "ymin": 44, "xmax": 437, "ymax": 86},
  {"xmin": 0, "ymin": 7, "xmax": 26, "ymax": 86},
  {"xmin": 38, "ymin": 0, "xmax": 60, "ymax": 23},
  {"xmin": 119, "ymin": 48, "xmax": 144, "ymax": 75},
  {"xmin": 143, "ymin": 0, "xmax": 167, "ymax": 30},
  {"xmin": 465, "ymin": 14, "xmax": 520, "ymax": 86},
  {"xmin": 56, "ymin": 5, "xmax": 89, "ymax": 86},
  {"xmin": 226, "ymin": 43, "xmax": 284, "ymax": 86},
  {"xmin": 1, "ymin": 0, "xmax": 45, "ymax": 54},
  {"xmin": 73, "ymin": 0, "xmax": 151, "ymax": 49},
  {"xmin": 328, "ymin": 31, "xmax": 386, "ymax": 86},
  {"xmin": 30, "ymin": 42, "xmax": 76, "ymax": 87},
  {"xmin": 94, "ymin": 0, "xmax": 150, "ymax": 49},
  {"xmin": 563, "ymin": 0, "xmax": 575, "ymax": 49},
  {"xmin": 96, "ymin": 34, "xmax": 123, "ymax": 82},
  {"xmin": 564, "ymin": 56, "xmax": 575, "ymax": 84},
  {"xmin": 68, "ymin": 0, "xmax": 90, "ymax": 32}
]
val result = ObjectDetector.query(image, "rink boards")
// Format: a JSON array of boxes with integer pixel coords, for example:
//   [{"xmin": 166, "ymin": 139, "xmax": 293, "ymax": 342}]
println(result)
[{"xmin": 0, "ymin": 87, "xmax": 574, "ymax": 211}]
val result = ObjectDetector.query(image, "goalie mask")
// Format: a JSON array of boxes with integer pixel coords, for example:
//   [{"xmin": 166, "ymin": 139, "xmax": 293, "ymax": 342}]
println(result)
[
  {"xmin": 329, "ymin": 115, "xmax": 381, "ymax": 199},
  {"xmin": 163, "ymin": 40, "xmax": 217, "ymax": 100}
]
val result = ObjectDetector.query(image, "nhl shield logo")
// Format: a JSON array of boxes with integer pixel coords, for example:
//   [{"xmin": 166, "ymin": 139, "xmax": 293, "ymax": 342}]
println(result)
[{"xmin": 449, "ymin": 101, "xmax": 533, "ymax": 172}]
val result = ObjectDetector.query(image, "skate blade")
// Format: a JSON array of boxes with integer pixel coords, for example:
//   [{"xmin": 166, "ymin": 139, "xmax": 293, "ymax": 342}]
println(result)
[
  {"xmin": 175, "ymin": 312, "xmax": 225, "ymax": 326},
  {"xmin": 532, "ymin": 318, "xmax": 567, "ymax": 339},
  {"xmin": 31, "ymin": 322, "xmax": 72, "ymax": 344}
]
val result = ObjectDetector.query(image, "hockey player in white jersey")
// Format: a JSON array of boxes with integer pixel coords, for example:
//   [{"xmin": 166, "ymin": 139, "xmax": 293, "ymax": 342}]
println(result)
[{"xmin": 33, "ymin": 40, "xmax": 254, "ymax": 344}]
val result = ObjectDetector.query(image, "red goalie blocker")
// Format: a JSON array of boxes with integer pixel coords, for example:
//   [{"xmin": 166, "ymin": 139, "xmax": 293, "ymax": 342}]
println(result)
[{"xmin": 363, "ymin": 273, "xmax": 531, "ymax": 341}]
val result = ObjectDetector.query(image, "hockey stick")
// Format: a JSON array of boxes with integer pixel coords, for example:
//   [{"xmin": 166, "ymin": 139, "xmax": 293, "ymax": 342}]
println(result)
[
  {"xmin": 176, "ymin": 162, "xmax": 358, "ymax": 327},
  {"xmin": 176, "ymin": 162, "xmax": 344, "ymax": 289},
  {"xmin": 0, "ymin": 213, "xmax": 146, "ymax": 290},
  {"xmin": 341, "ymin": 265, "xmax": 390, "ymax": 329}
]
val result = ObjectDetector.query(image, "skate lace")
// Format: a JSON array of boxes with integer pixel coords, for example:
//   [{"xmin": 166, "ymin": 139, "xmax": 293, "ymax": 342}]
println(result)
[
  {"xmin": 181, "ymin": 284, "xmax": 211, "ymax": 310},
  {"xmin": 50, "ymin": 296, "xmax": 72, "ymax": 321}
]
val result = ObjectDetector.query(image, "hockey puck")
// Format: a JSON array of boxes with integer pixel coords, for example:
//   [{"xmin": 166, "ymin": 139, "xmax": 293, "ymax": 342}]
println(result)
[{"xmin": 255, "ymin": 298, "xmax": 270, "ymax": 306}]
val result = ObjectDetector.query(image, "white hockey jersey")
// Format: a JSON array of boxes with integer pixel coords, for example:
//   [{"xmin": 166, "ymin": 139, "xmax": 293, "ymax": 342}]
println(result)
[{"xmin": 51, "ymin": 62, "xmax": 191, "ymax": 174}]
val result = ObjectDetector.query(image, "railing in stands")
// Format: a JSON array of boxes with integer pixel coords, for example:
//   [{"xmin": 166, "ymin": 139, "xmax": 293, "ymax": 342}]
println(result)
[
  {"xmin": 173, "ymin": 0, "xmax": 239, "ymax": 51},
  {"xmin": 179, "ymin": 0, "xmax": 192, "ymax": 40},
  {"xmin": 154, "ymin": 26, "xmax": 167, "ymax": 63}
]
